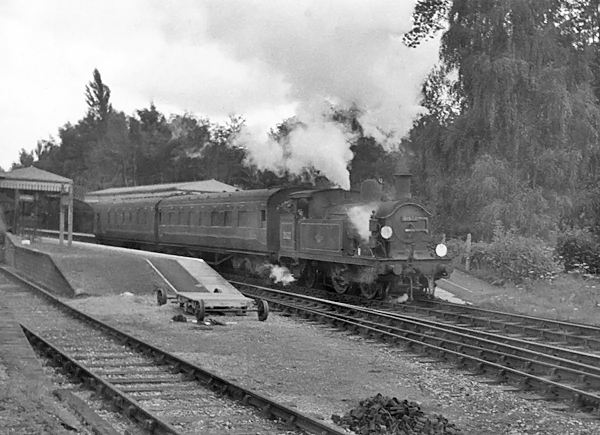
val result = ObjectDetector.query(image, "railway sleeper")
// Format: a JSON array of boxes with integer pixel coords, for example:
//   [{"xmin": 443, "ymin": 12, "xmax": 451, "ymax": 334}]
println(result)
[{"xmin": 53, "ymin": 388, "xmax": 119, "ymax": 435}]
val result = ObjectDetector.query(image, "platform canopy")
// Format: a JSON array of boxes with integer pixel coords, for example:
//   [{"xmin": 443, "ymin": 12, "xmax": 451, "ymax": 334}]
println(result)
[
  {"xmin": 0, "ymin": 166, "xmax": 74, "ymax": 245},
  {"xmin": 0, "ymin": 166, "xmax": 72, "ymax": 193}
]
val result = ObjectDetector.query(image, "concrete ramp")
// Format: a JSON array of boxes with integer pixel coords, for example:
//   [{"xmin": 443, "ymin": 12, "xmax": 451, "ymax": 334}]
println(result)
[
  {"xmin": 6, "ymin": 237, "xmax": 251, "ymax": 310},
  {"xmin": 175, "ymin": 258, "xmax": 236, "ymax": 293},
  {"xmin": 149, "ymin": 257, "xmax": 253, "ymax": 309},
  {"xmin": 51, "ymin": 255, "xmax": 165, "ymax": 296},
  {"xmin": 147, "ymin": 258, "xmax": 209, "ymax": 293}
]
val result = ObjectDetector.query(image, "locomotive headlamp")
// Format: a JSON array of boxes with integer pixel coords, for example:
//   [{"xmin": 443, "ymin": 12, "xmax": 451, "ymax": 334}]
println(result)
[
  {"xmin": 380, "ymin": 225, "xmax": 393, "ymax": 239},
  {"xmin": 435, "ymin": 243, "xmax": 448, "ymax": 257}
]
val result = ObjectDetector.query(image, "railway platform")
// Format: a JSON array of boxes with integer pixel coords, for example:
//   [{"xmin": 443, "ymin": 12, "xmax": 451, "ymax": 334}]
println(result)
[{"xmin": 2, "ymin": 233, "xmax": 254, "ymax": 313}]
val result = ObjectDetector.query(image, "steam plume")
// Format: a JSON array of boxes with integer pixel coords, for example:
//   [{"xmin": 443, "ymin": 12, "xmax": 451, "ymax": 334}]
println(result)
[
  {"xmin": 268, "ymin": 265, "xmax": 296, "ymax": 285},
  {"xmin": 347, "ymin": 204, "xmax": 377, "ymax": 241},
  {"xmin": 202, "ymin": 1, "xmax": 438, "ymax": 188},
  {"xmin": 237, "ymin": 117, "xmax": 354, "ymax": 189}
]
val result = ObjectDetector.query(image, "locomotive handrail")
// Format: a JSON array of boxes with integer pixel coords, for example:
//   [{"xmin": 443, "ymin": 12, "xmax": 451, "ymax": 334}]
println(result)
[{"xmin": 374, "ymin": 201, "xmax": 432, "ymax": 219}]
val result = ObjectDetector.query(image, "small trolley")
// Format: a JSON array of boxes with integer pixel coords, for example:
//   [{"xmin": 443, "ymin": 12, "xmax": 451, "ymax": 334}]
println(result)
[
  {"xmin": 157, "ymin": 287, "xmax": 269, "ymax": 322},
  {"xmin": 147, "ymin": 256, "xmax": 270, "ymax": 322}
]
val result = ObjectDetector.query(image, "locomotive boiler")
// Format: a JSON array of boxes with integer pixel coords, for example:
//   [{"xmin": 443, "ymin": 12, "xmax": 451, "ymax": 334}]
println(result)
[{"xmin": 92, "ymin": 173, "xmax": 452, "ymax": 300}]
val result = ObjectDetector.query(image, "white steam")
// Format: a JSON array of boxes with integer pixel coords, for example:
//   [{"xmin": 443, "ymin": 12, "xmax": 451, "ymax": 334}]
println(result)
[
  {"xmin": 200, "ymin": 1, "xmax": 438, "ymax": 188},
  {"xmin": 269, "ymin": 265, "xmax": 296, "ymax": 285},
  {"xmin": 347, "ymin": 204, "xmax": 377, "ymax": 241},
  {"xmin": 237, "ymin": 118, "xmax": 354, "ymax": 189}
]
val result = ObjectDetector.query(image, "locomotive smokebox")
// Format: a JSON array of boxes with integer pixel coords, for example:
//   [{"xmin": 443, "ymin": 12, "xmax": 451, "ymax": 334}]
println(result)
[{"xmin": 394, "ymin": 172, "xmax": 412, "ymax": 200}]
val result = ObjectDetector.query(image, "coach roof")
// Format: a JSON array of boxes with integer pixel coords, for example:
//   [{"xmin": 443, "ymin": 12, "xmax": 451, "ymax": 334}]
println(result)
[{"xmin": 159, "ymin": 187, "xmax": 291, "ymax": 204}]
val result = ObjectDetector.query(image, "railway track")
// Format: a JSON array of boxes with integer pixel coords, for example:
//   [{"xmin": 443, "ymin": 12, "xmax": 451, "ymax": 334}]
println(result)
[
  {"xmin": 21, "ymin": 237, "xmax": 600, "ymax": 415},
  {"xmin": 231, "ymin": 279, "xmax": 600, "ymax": 415},
  {"xmin": 241, "ymin": 276, "xmax": 600, "ymax": 350},
  {"xmin": 227, "ymin": 273, "xmax": 600, "ymax": 352},
  {"xmin": 0, "ymin": 267, "xmax": 346, "ymax": 435}
]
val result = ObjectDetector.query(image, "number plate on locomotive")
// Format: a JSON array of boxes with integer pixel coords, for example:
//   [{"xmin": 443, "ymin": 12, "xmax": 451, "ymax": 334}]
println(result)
[{"xmin": 401, "ymin": 216, "xmax": 427, "ymax": 222}]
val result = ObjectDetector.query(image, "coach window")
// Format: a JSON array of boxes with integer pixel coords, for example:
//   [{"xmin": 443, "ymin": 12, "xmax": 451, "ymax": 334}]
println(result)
[
  {"xmin": 158, "ymin": 210, "xmax": 163, "ymax": 225},
  {"xmin": 238, "ymin": 210, "xmax": 250, "ymax": 227},
  {"xmin": 197, "ymin": 211, "xmax": 202, "ymax": 226},
  {"xmin": 260, "ymin": 209, "xmax": 267, "ymax": 228},
  {"xmin": 121, "ymin": 212, "xmax": 125, "ymax": 225},
  {"xmin": 224, "ymin": 211, "xmax": 232, "ymax": 227},
  {"xmin": 211, "ymin": 211, "xmax": 224, "ymax": 226},
  {"xmin": 169, "ymin": 211, "xmax": 176, "ymax": 225},
  {"xmin": 186, "ymin": 211, "xmax": 192, "ymax": 226}
]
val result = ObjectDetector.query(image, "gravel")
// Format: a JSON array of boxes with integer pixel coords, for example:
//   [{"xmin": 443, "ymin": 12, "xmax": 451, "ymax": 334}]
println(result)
[{"xmin": 65, "ymin": 293, "xmax": 600, "ymax": 435}]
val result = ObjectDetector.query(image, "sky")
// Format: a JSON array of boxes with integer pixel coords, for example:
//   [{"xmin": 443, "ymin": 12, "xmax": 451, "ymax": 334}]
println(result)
[{"xmin": 0, "ymin": 0, "xmax": 440, "ymax": 183}]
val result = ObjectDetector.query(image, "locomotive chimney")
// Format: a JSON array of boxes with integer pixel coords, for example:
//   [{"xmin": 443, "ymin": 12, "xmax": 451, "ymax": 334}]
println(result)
[{"xmin": 394, "ymin": 172, "xmax": 412, "ymax": 200}]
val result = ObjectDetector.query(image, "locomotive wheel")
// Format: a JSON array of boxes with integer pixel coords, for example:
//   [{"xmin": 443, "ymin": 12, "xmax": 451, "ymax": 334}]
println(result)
[
  {"xmin": 156, "ymin": 288, "xmax": 167, "ymax": 306},
  {"xmin": 302, "ymin": 263, "xmax": 318, "ymax": 288},
  {"xmin": 330, "ymin": 266, "xmax": 351, "ymax": 294},
  {"xmin": 359, "ymin": 281, "xmax": 389, "ymax": 300},
  {"xmin": 194, "ymin": 300, "xmax": 205, "ymax": 322},
  {"xmin": 257, "ymin": 299, "xmax": 269, "ymax": 321}
]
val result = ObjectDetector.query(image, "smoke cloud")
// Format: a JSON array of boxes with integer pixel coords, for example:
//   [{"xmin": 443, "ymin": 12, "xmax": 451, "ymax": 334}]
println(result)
[{"xmin": 201, "ymin": 1, "xmax": 438, "ymax": 188}]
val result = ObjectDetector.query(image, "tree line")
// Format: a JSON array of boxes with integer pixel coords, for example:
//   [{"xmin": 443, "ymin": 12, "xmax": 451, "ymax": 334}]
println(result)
[
  {"xmin": 406, "ymin": 0, "xmax": 600, "ymax": 240},
  {"xmin": 12, "ymin": 68, "xmax": 398, "ymax": 193},
  {"xmin": 10, "ymin": 0, "xmax": 600, "ymax": 242}
]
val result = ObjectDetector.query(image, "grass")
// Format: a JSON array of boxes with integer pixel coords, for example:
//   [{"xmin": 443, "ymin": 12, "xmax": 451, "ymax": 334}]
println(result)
[{"xmin": 461, "ymin": 267, "xmax": 600, "ymax": 326}]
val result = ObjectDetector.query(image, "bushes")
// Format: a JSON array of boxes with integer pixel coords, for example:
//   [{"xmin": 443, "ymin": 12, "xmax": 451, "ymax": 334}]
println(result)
[
  {"xmin": 555, "ymin": 229, "xmax": 600, "ymax": 275},
  {"xmin": 476, "ymin": 234, "xmax": 557, "ymax": 284},
  {"xmin": 449, "ymin": 225, "xmax": 558, "ymax": 285}
]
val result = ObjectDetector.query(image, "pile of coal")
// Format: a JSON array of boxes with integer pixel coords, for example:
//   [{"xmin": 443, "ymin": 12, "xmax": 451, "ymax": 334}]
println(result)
[{"xmin": 332, "ymin": 394, "xmax": 461, "ymax": 435}]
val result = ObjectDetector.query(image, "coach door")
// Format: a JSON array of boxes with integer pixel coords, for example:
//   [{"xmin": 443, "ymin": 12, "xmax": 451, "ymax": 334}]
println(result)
[{"xmin": 154, "ymin": 204, "xmax": 161, "ymax": 242}]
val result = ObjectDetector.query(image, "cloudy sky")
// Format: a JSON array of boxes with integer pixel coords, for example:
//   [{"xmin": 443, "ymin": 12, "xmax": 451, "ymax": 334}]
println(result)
[{"xmin": 0, "ymin": 0, "xmax": 440, "ymax": 175}]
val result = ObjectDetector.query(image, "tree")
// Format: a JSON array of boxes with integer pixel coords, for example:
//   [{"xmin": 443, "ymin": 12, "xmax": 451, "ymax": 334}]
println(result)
[
  {"xmin": 203, "ymin": 115, "xmax": 248, "ymax": 185},
  {"xmin": 33, "ymin": 138, "xmax": 61, "ymax": 174},
  {"xmin": 403, "ymin": 0, "xmax": 451, "ymax": 48},
  {"xmin": 87, "ymin": 111, "xmax": 135, "ymax": 189},
  {"xmin": 11, "ymin": 149, "xmax": 34, "ymax": 169},
  {"xmin": 167, "ymin": 113, "xmax": 212, "ymax": 182},
  {"xmin": 54, "ymin": 121, "xmax": 95, "ymax": 186},
  {"xmin": 130, "ymin": 103, "xmax": 172, "ymax": 185},
  {"xmin": 85, "ymin": 69, "xmax": 113, "ymax": 133},
  {"xmin": 405, "ymin": 0, "xmax": 600, "ymax": 238}
]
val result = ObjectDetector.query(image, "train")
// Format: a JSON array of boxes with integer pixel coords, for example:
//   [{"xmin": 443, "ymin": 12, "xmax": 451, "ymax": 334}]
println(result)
[{"xmin": 91, "ymin": 173, "xmax": 453, "ymax": 300}]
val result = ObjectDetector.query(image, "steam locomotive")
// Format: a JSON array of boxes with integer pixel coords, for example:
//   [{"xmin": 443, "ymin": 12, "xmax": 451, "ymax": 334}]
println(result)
[{"xmin": 91, "ymin": 173, "xmax": 452, "ymax": 300}]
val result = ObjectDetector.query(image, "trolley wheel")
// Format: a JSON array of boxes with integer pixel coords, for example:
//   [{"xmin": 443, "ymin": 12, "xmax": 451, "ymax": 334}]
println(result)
[
  {"xmin": 156, "ymin": 288, "xmax": 168, "ymax": 306},
  {"xmin": 257, "ymin": 299, "xmax": 269, "ymax": 322},
  {"xmin": 194, "ymin": 300, "xmax": 205, "ymax": 322}
]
